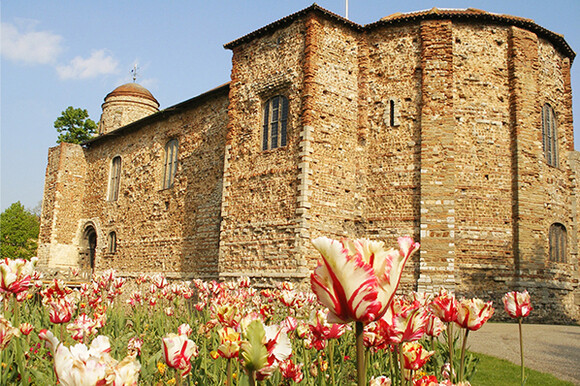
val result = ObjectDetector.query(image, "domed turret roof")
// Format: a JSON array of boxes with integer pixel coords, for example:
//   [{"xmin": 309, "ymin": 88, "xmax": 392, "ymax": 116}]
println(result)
[{"xmin": 105, "ymin": 82, "xmax": 159, "ymax": 105}]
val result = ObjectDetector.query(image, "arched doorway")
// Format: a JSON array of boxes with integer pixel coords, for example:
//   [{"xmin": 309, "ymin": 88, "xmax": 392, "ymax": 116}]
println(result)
[{"xmin": 79, "ymin": 225, "xmax": 97, "ymax": 278}]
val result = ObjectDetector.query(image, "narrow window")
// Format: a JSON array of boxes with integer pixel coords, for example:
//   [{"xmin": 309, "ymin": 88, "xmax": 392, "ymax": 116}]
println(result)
[
  {"xmin": 107, "ymin": 231, "xmax": 117, "ymax": 254},
  {"xmin": 108, "ymin": 156, "xmax": 122, "ymax": 201},
  {"xmin": 262, "ymin": 95, "xmax": 288, "ymax": 150},
  {"xmin": 390, "ymin": 100, "xmax": 396, "ymax": 127},
  {"xmin": 163, "ymin": 139, "xmax": 179, "ymax": 189},
  {"xmin": 549, "ymin": 223, "xmax": 567, "ymax": 262},
  {"xmin": 542, "ymin": 104, "xmax": 558, "ymax": 167}
]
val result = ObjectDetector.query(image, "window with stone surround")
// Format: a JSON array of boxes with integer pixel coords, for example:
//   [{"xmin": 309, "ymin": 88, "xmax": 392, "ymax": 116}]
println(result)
[
  {"xmin": 262, "ymin": 95, "xmax": 288, "ymax": 150},
  {"xmin": 542, "ymin": 104, "xmax": 558, "ymax": 167},
  {"xmin": 108, "ymin": 156, "xmax": 122, "ymax": 201},
  {"xmin": 107, "ymin": 231, "xmax": 117, "ymax": 254},
  {"xmin": 549, "ymin": 223, "xmax": 567, "ymax": 262},
  {"xmin": 163, "ymin": 139, "xmax": 179, "ymax": 189}
]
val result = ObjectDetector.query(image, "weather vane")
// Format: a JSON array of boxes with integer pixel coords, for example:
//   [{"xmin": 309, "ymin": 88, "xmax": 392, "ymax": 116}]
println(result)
[{"xmin": 131, "ymin": 64, "xmax": 139, "ymax": 83}]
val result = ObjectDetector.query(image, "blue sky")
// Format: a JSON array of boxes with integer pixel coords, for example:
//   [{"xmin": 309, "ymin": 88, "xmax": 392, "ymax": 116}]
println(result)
[{"xmin": 2, "ymin": 0, "xmax": 579, "ymax": 212}]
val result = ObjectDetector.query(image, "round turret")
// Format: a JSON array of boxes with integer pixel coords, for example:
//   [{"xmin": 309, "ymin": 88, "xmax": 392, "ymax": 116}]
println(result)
[{"xmin": 98, "ymin": 83, "xmax": 160, "ymax": 135}]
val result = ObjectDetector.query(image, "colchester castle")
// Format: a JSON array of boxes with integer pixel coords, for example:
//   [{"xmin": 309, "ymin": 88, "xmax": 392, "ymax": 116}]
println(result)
[{"xmin": 38, "ymin": 5, "xmax": 579, "ymax": 322}]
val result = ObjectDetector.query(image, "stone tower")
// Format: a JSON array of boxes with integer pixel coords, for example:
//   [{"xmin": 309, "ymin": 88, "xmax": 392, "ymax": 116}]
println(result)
[{"xmin": 98, "ymin": 83, "xmax": 159, "ymax": 135}]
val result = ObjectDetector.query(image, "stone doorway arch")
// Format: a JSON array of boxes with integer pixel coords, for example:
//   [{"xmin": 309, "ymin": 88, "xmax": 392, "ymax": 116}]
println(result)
[{"xmin": 79, "ymin": 224, "xmax": 97, "ymax": 279}]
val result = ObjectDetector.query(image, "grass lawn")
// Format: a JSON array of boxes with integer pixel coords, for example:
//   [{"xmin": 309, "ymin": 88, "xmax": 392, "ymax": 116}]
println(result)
[{"xmin": 469, "ymin": 352, "xmax": 574, "ymax": 386}]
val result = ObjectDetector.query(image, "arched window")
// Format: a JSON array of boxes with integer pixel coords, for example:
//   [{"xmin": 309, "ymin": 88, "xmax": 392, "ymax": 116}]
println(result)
[
  {"xmin": 107, "ymin": 231, "xmax": 117, "ymax": 254},
  {"xmin": 108, "ymin": 156, "xmax": 122, "ymax": 201},
  {"xmin": 262, "ymin": 95, "xmax": 288, "ymax": 150},
  {"xmin": 542, "ymin": 104, "xmax": 558, "ymax": 167},
  {"xmin": 163, "ymin": 139, "xmax": 179, "ymax": 189},
  {"xmin": 549, "ymin": 223, "xmax": 567, "ymax": 262}
]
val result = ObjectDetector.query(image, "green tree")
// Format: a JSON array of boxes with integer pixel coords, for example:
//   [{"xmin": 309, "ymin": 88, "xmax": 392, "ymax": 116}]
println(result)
[
  {"xmin": 54, "ymin": 106, "xmax": 97, "ymax": 144},
  {"xmin": 0, "ymin": 202, "xmax": 40, "ymax": 259}
]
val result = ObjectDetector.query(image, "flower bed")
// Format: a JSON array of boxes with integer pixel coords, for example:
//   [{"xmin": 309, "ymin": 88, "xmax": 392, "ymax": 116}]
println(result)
[{"xmin": 1, "ymin": 238, "xmax": 531, "ymax": 385}]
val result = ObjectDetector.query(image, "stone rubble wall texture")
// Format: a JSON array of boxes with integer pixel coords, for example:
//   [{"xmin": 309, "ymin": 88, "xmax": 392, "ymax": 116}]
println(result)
[{"xmin": 39, "ymin": 8, "xmax": 578, "ymax": 322}]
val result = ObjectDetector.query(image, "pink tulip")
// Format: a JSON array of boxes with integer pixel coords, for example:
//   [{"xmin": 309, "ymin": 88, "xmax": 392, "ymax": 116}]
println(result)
[
  {"xmin": 162, "ymin": 333, "xmax": 199, "ymax": 377},
  {"xmin": 455, "ymin": 298, "xmax": 494, "ymax": 331},
  {"xmin": 503, "ymin": 290, "xmax": 532, "ymax": 319},
  {"xmin": 311, "ymin": 236, "xmax": 419, "ymax": 324}
]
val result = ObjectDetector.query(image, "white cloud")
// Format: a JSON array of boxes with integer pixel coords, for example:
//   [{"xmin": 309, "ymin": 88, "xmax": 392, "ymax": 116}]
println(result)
[
  {"xmin": 1, "ymin": 21, "xmax": 63, "ymax": 64},
  {"xmin": 57, "ymin": 50, "xmax": 119, "ymax": 80}
]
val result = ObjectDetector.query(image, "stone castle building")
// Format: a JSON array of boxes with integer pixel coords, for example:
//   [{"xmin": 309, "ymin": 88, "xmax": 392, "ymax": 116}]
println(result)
[{"xmin": 38, "ymin": 5, "xmax": 579, "ymax": 321}]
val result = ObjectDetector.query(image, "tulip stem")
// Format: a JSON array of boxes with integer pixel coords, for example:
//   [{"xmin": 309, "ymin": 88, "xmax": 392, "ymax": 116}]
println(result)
[
  {"xmin": 459, "ymin": 328, "xmax": 469, "ymax": 382},
  {"xmin": 248, "ymin": 370, "xmax": 256, "ymax": 386},
  {"xmin": 519, "ymin": 317, "xmax": 525, "ymax": 385},
  {"xmin": 355, "ymin": 321, "xmax": 366, "ymax": 386},
  {"xmin": 226, "ymin": 358, "xmax": 232, "ymax": 386},
  {"xmin": 328, "ymin": 339, "xmax": 336, "ymax": 386},
  {"xmin": 447, "ymin": 322, "xmax": 455, "ymax": 383},
  {"xmin": 399, "ymin": 344, "xmax": 406, "ymax": 386}
]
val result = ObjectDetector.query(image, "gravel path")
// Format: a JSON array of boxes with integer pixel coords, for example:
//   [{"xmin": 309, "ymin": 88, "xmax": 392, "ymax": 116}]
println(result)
[{"xmin": 467, "ymin": 322, "xmax": 580, "ymax": 385}]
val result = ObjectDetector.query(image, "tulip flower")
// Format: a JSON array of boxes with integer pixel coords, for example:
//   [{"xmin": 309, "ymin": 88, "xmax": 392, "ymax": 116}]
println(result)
[
  {"xmin": 127, "ymin": 337, "xmax": 143, "ymax": 357},
  {"xmin": 424, "ymin": 313, "xmax": 446, "ymax": 338},
  {"xmin": 503, "ymin": 290, "xmax": 532, "ymax": 384},
  {"xmin": 48, "ymin": 297, "xmax": 77, "ymax": 324},
  {"xmin": 0, "ymin": 257, "xmax": 38, "ymax": 296},
  {"xmin": 455, "ymin": 297, "xmax": 494, "ymax": 382},
  {"xmin": 177, "ymin": 323, "xmax": 193, "ymax": 337},
  {"xmin": 279, "ymin": 358, "xmax": 304, "ymax": 383},
  {"xmin": 39, "ymin": 330, "xmax": 110, "ymax": 385},
  {"xmin": 311, "ymin": 236, "xmax": 419, "ymax": 386},
  {"xmin": 429, "ymin": 289, "xmax": 459, "ymax": 382},
  {"xmin": 217, "ymin": 327, "xmax": 241, "ymax": 359},
  {"xmin": 369, "ymin": 376, "xmax": 392, "ymax": 386},
  {"xmin": 308, "ymin": 309, "xmax": 346, "ymax": 350},
  {"xmin": 401, "ymin": 341, "xmax": 434, "ymax": 371},
  {"xmin": 162, "ymin": 333, "xmax": 199, "ymax": 377},
  {"xmin": 40, "ymin": 329, "xmax": 141, "ymax": 386},
  {"xmin": 1, "ymin": 314, "xmax": 20, "ymax": 349},
  {"xmin": 19, "ymin": 322, "xmax": 34, "ymax": 336},
  {"xmin": 429, "ymin": 289, "xmax": 458, "ymax": 323},
  {"xmin": 389, "ymin": 301, "xmax": 428, "ymax": 343},
  {"xmin": 311, "ymin": 236, "xmax": 419, "ymax": 324},
  {"xmin": 108, "ymin": 355, "xmax": 141, "ymax": 386},
  {"xmin": 503, "ymin": 290, "xmax": 532, "ymax": 319},
  {"xmin": 67, "ymin": 313, "xmax": 97, "ymax": 342},
  {"xmin": 455, "ymin": 298, "xmax": 494, "ymax": 331}
]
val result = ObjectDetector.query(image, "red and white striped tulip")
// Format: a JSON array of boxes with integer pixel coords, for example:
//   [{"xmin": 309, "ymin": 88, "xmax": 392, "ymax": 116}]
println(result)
[
  {"xmin": 310, "ymin": 236, "xmax": 419, "ymax": 324},
  {"xmin": 0, "ymin": 257, "xmax": 38, "ymax": 296},
  {"xmin": 455, "ymin": 298, "xmax": 494, "ymax": 331},
  {"xmin": 401, "ymin": 341, "xmax": 434, "ymax": 371},
  {"xmin": 503, "ymin": 290, "xmax": 532, "ymax": 319},
  {"xmin": 162, "ymin": 333, "xmax": 199, "ymax": 377},
  {"xmin": 429, "ymin": 289, "xmax": 459, "ymax": 323}
]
